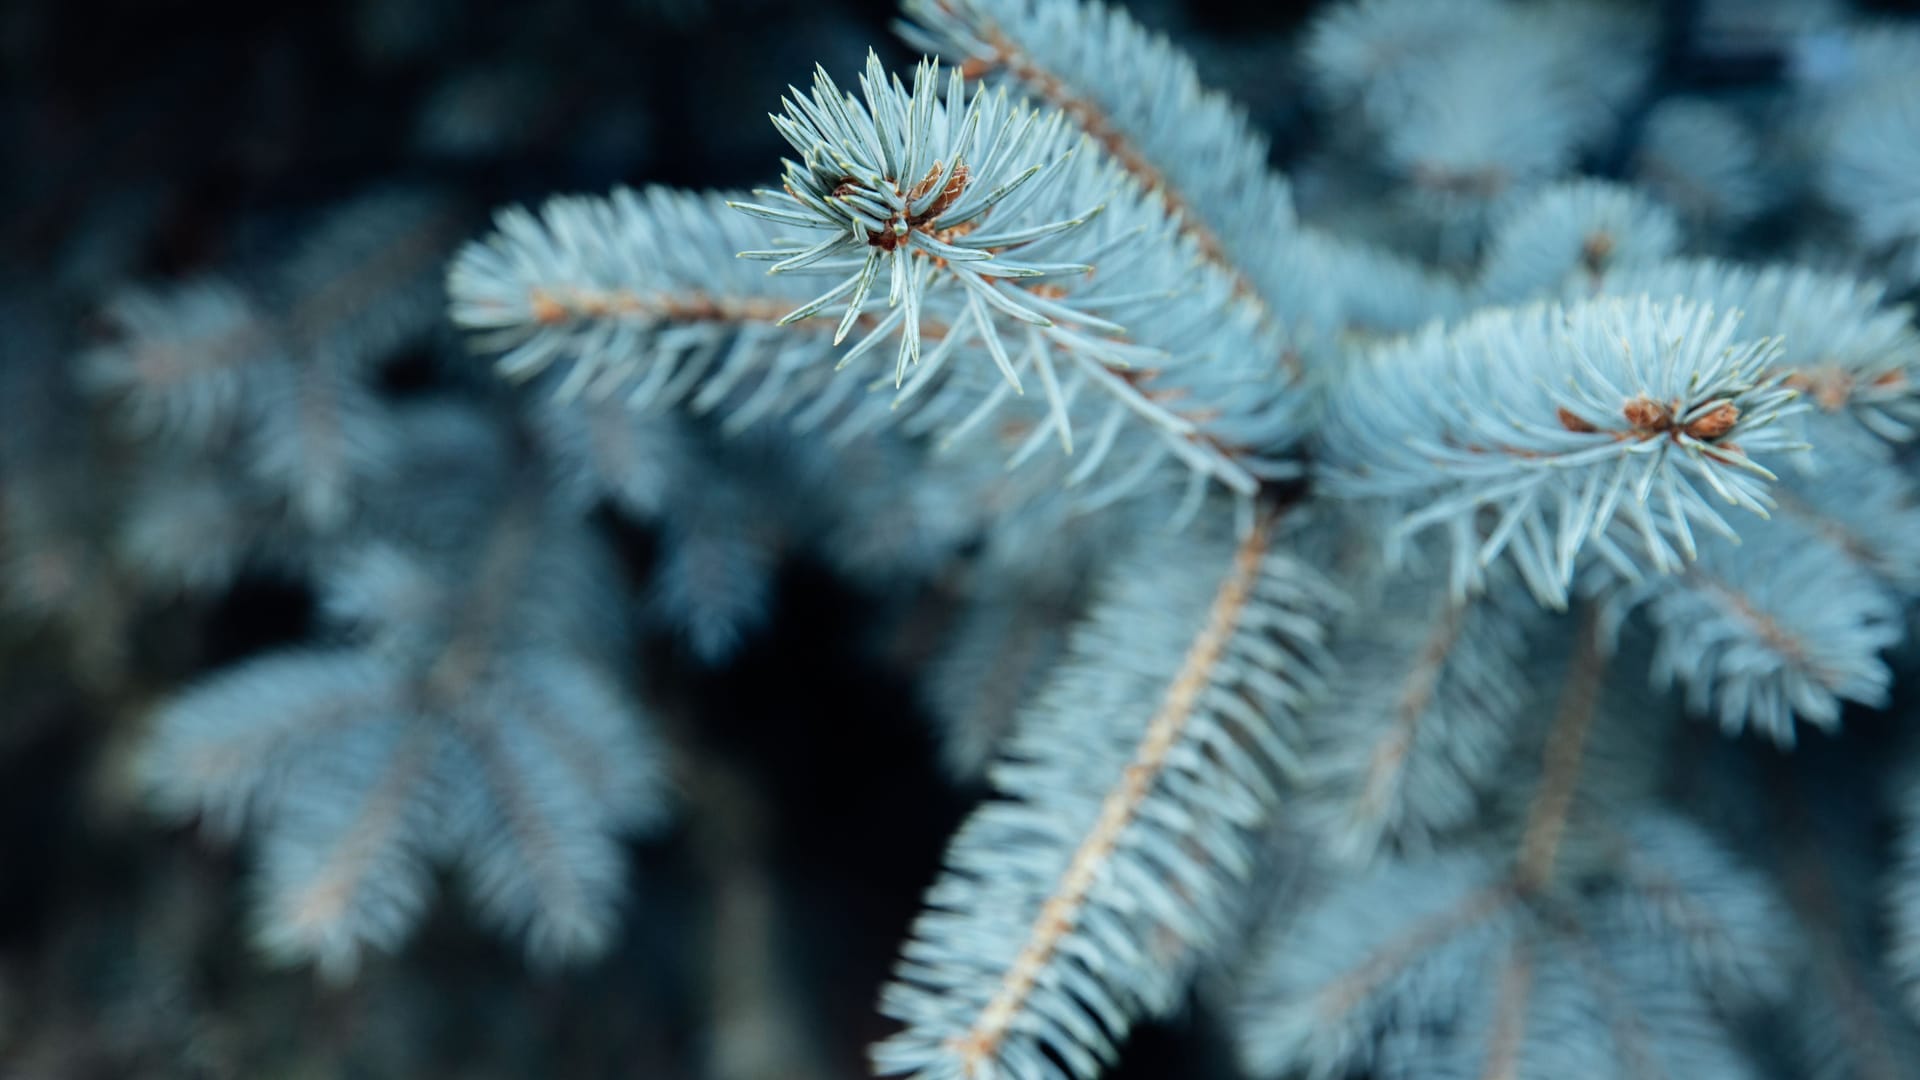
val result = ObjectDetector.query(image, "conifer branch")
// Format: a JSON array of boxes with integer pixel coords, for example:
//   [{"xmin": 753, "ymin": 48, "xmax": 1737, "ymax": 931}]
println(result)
[
  {"xmin": 1770, "ymin": 413, "xmax": 1920, "ymax": 596},
  {"xmin": 1773, "ymin": 485, "xmax": 1904, "ymax": 587},
  {"xmin": 1310, "ymin": 880, "xmax": 1516, "ymax": 1028},
  {"xmin": 1771, "ymin": 767, "xmax": 1913, "ymax": 1080},
  {"xmin": 874, "ymin": 518, "xmax": 1339, "ymax": 1079},
  {"xmin": 520, "ymin": 287, "xmax": 801, "ymax": 330},
  {"xmin": 1596, "ymin": 817, "xmax": 1793, "ymax": 1011},
  {"xmin": 1549, "ymin": 912, "xmax": 1667, "ymax": 1079},
  {"xmin": 906, "ymin": 0, "xmax": 1243, "ymax": 286},
  {"xmin": 1299, "ymin": 558, "xmax": 1544, "ymax": 863},
  {"xmin": 141, "ymin": 651, "xmax": 405, "ymax": 837},
  {"xmin": 1319, "ymin": 294, "xmax": 1804, "ymax": 605},
  {"xmin": 79, "ymin": 282, "xmax": 273, "ymax": 441},
  {"xmin": 90, "ymin": 5, "xmax": 1920, "ymax": 1075},
  {"xmin": 279, "ymin": 192, "xmax": 469, "ymax": 350},
  {"xmin": 451, "ymin": 66, "xmax": 1307, "ymax": 511},
  {"xmin": 140, "ymin": 451, "xmax": 665, "ymax": 977},
  {"xmin": 1598, "ymin": 512, "xmax": 1900, "ymax": 744},
  {"xmin": 1476, "ymin": 180, "xmax": 1679, "ymax": 304},
  {"xmin": 1479, "ymin": 939, "xmax": 1535, "ymax": 1080},
  {"xmin": 954, "ymin": 519, "xmax": 1269, "ymax": 1067},
  {"xmin": 1600, "ymin": 258, "xmax": 1920, "ymax": 443},
  {"xmin": 259, "ymin": 726, "xmax": 438, "ymax": 974},
  {"xmin": 1232, "ymin": 846, "xmax": 1540, "ymax": 1075},
  {"xmin": 1358, "ymin": 598, "xmax": 1469, "ymax": 828},
  {"xmin": 899, "ymin": 0, "xmax": 1337, "ymax": 363},
  {"xmin": 1515, "ymin": 610, "xmax": 1604, "ymax": 891}
]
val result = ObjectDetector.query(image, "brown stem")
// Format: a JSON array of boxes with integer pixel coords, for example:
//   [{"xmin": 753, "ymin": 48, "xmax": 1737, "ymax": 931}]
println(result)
[
  {"xmin": 1313, "ymin": 882, "xmax": 1515, "ymax": 1023},
  {"xmin": 1353, "ymin": 599, "xmax": 1470, "ymax": 832},
  {"xmin": 941, "ymin": 4, "xmax": 1298, "ymax": 377},
  {"xmin": 1514, "ymin": 608, "xmax": 1605, "ymax": 891},
  {"xmin": 1478, "ymin": 938, "xmax": 1535, "ymax": 1080},
  {"xmin": 946, "ymin": 519, "xmax": 1274, "ymax": 1068}
]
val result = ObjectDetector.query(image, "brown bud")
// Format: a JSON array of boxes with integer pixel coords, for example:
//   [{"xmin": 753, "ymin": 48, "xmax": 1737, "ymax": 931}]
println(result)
[
  {"xmin": 1556, "ymin": 406, "xmax": 1598, "ymax": 433},
  {"xmin": 906, "ymin": 162, "xmax": 969, "ymax": 223},
  {"xmin": 1683, "ymin": 401, "xmax": 1741, "ymax": 440},
  {"xmin": 1817, "ymin": 376, "xmax": 1853, "ymax": 412},
  {"xmin": 1579, "ymin": 230, "xmax": 1615, "ymax": 276},
  {"xmin": 904, "ymin": 163, "xmax": 943, "ymax": 205},
  {"xmin": 1622, "ymin": 397, "xmax": 1672, "ymax": 432},
  {"xmin": 529, "ymin": 290, "xmax": 568, "ymax": 325}
]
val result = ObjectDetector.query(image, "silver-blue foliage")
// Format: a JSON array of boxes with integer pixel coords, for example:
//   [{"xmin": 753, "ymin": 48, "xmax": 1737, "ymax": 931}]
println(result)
[
  {"xmin": 1318, "ymin": 295, "xmax": 1804, "ymax": 605},
  {"xmin": 69, "ymin": 0, "xmax": 1920, "ymax": 1075},
  {"xmin": 141, "ymin": 469, "xmax": 667, "ymax": 978},
  {"xmin": 428, "ymin": 0, "xmax": 1920, "ymax": 1074}
]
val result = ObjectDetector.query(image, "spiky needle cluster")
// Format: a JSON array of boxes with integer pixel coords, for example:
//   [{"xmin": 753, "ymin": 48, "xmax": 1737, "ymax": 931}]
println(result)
[
  {"xmin": 1319, "ymin": 295, "xmax": 1804, "ymax": 605},
  {"xmin": 744, "ymin": 56, "xmax": 1096, "ymax": 381},
  {"xmin": 78, "ymin": 0, "xmax": 1920, "ymax": 1078}
]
